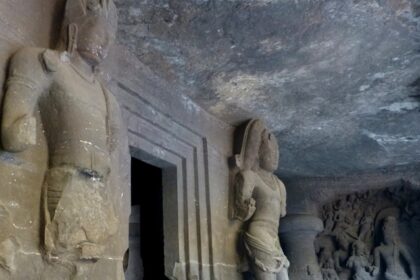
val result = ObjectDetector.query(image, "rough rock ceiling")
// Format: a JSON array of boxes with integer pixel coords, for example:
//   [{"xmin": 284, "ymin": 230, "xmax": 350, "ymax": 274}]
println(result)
[{"xmin": 115, "ymin": 0, "xmax": 420, "ymax": 177}]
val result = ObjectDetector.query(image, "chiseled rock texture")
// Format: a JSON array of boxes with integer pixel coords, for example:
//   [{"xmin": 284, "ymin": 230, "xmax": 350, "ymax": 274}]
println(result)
[{"xmin": 115, "ymin": 0, "xmax": 420, "ymax": 177}]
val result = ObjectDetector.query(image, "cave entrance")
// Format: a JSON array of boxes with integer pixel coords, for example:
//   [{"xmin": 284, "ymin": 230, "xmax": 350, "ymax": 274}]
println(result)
[{"xmin": 126, "ymin": 158, "xmax": 169, "ymax": 280}]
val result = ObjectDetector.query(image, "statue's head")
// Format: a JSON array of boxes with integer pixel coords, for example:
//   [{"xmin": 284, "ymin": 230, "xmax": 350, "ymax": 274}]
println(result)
[
  {"xmin": 382, "ymin": 216, "xmax": 398, "ymax": 244},
  {"xmin": 235, "ymin": 119, "xmax": 279, "ymax": 172},
  {"xmin": 59, "ymin": 0, "xmax": 118, "ymax": 66}
]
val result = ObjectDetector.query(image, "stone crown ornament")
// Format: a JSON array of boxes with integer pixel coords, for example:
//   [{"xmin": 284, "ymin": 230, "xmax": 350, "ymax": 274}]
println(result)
[{"xmin": 233, "ymin": 119, "xmax": 266, "ymax": 171}]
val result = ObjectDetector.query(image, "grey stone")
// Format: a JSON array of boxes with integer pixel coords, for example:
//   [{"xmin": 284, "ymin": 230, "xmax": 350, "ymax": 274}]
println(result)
[{"xmin": 115, "ymin": 0, "xmax": 420, "ymax": 177}]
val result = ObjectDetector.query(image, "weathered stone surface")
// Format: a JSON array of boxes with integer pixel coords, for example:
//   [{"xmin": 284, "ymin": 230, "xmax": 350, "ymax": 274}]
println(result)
[
  {"xmin": 104, "ymin": 44, "xmax": 240, "ymax": 279},
  {"xmin": 0, "ymin": 0, "xmax": 129, "ymax": 278},
  {"xmin": 115, "ymin": 0, "xmax": 420, "ymax": 177},
  {"xmin": 3, "ymin": 1, "xmax": 420, "ymax": 279}
]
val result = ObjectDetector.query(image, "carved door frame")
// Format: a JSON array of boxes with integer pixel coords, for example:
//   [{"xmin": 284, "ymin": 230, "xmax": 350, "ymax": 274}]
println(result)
[{"xmin": 123, "ymin": 85, "xmax": 214, "ymax": 280}]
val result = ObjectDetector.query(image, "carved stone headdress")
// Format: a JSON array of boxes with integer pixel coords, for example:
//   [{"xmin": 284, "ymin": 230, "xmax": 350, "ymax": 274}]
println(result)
[
  {"xmin": 60, "ymin": 0, "xmax": 118, "ymax": 52},
  {"xmin": 233, "ymin": 119, "xmax": 267, "ymax": 171}
]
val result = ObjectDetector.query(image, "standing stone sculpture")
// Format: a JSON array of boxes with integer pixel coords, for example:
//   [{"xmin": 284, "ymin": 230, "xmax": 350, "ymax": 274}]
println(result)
[
  {"xmin": 231, "ymin": 119, "xmax": 289, "ymax": 280},
  {"xmin": 323, "ymin": 204, "xmax": 335, "ymax": 233},
  {"xmin": 1, "ymin": 0, "xmax": 127, "ymax": 278},
  {"xmin": 317, "ymin": 235, "xmax": 339, "ymax": 280},
  {"xmin": 358, "ymin": 206, "xmax": 374, "ymax": 242},
  {"xmin": 372, "ymin": 216, "xmax": 416, "ymax": 280}
]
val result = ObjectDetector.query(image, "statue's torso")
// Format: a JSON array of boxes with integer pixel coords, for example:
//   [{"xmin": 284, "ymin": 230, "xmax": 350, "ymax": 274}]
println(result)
[
  {"xmin": 248, "ymin": 172, "xmax": 283, "ymax": 238},
  {"xmin": 39, "ymin": 51, "xmax": 110, "ymax": 176}
]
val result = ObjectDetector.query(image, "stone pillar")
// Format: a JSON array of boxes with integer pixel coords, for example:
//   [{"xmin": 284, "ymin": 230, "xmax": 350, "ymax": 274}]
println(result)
[{"xmin": 279, "ymin": 214, "xmax": 323, "ymax": 280}]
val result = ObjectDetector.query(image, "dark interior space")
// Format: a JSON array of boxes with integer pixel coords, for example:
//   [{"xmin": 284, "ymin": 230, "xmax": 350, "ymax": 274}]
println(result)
[{"xmin": 131, "ymin": 158, "xmax": 168, "ymax": 280}]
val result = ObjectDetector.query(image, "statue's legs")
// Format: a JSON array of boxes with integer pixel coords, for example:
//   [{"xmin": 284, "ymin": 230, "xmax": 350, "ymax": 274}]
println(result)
[
  {"xmin": 43, "ymin": 165, "xmax": 116, "ymax": 260},
  {"xmin": 41, "ymin": 166, "xmax": 109, "ymax": 279},
  {"xmin": 252, "ymin": 264, "xmax": 289, "ymax": 280},
  {"xmin": 244, "ymin": 230, "xmax": 289, "ymax": 280},
  {"xmin": 385, "ymin": 271, "xmax": 410, "ymax": 280},
  {"xmin": 44, "ymin": 167, "xmax": 69, "ymax": 219},
  {"xmin": 276, "ymin": 268, "xmax": 289, "ymax": 280},
  {"xmin": 42, "ymin": 167, "xmax": 72, "ymax": 255}
]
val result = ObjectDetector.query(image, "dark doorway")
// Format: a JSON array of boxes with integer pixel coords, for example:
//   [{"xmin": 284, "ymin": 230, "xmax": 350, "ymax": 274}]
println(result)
[{"xmin": 130, "ymin": 158, "xmax": 168, "ymax": 280}]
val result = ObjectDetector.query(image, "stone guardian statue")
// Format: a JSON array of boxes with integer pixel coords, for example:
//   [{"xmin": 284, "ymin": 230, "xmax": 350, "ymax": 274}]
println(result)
[
  {"xmin": 231, "ymin": 119, "xmax": 289, "ymax": 280},
  {"xmin": 1, "ymin": 0, "xmax": 127, "ymax": 278}
]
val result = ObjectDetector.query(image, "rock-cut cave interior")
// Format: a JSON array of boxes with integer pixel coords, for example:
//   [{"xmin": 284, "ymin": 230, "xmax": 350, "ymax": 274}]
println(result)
[{"xmin": 0, "ymin": 0, "xmax": 420, "ymax": 280}]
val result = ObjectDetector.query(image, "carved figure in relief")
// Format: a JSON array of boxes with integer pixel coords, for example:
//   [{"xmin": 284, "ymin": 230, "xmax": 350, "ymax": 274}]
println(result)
[
  {"xmin": 333, "ymin": 218, "xmax": 357, "ymax": 275},
  {"xmin": 232, "ymin": 119, "xmax": 289, "ymax": 280},
  {"xmin": 346, "ymin": 240, "xmax": 375, "ymax": 280},
  {"xmin": 358, "ymin": 206, "xmax": 374, "ymax": 242},
  {"xmin": 317, "ymin": 187, "xmax": 420, "ymax": 280},
  {"xmin": 323, "ymin": 205, "xmax": 335, "ymax": 233},
  {"xmin": 333, "ymin": 199, "xmax": 348, "ymax": 224},
  {"xmin": 1, "ymin": 0, "xmax": 122, "ymax": 276},
  {"xmin": 321, "ymin": 259, "xmax": 340, "ymax": 280},
  {"xmin": 372, "ymin": 216, "xmax": 416, "ymax": 280},
  {"xmin": 317, "ymin": 235, "xmax": 339, "ymax": 280}
]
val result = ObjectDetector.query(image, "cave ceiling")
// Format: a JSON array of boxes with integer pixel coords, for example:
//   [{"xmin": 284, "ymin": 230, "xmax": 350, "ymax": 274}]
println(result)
[{"xmin": 115, "ymin": 0, "xmax": 420, "ymax": 177}]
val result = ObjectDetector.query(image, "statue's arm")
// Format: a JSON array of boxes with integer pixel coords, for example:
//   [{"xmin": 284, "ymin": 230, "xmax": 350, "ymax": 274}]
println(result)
[
  {"xmin": 1, "ymin": 48, "xmax": 49, "ymax": 152},
  {"xmin": 400, "ymin": 246, "xmax": 416, "ymax": 279},
  {"xmin": 233, "ymin": 170, "xmax": 256, "ymax": 221}
]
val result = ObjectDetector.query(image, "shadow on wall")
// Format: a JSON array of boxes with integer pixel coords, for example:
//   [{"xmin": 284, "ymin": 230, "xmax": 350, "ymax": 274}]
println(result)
[{"xmin": 126, "ymin": 158, "xmax": 169, "ymax": 280}]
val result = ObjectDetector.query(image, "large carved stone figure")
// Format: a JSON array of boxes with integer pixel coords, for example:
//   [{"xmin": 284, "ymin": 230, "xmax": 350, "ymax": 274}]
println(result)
[
  {"xmin": 372, "ymin": 216, "xmax": 416, "ymax": 280},
  {"xmin": 1, "ymin": 0, "xmax": 127, "ymax": 278},
  {"xmin": 232, "ymin": 119, "xmax": 289, "ymax": 280}
]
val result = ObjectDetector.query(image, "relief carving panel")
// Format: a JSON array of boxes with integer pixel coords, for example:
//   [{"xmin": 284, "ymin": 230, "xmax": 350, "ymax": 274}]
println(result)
[{"xmin": 316, "ymin": 184, "xmax": 419, "ymax": 280}]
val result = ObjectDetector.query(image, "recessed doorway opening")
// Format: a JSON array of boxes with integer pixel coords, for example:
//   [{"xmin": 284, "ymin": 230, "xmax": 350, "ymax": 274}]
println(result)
[{"xmin": 125, "ymin": 157, "xmax": 169, "ymax": 280}]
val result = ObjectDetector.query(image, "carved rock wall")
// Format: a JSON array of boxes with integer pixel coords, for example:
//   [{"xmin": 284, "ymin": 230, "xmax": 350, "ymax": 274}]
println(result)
[
  {"xmin": 0, "ymin": 1, "xmax": 241, "ymax": 280},
  {"xmin": 315, "ymin": 183, "xmax": 420, "ymax": 280},
  {"xmin": 104, "ymin": 44, "xmax": 241, "ymax": 280}
]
